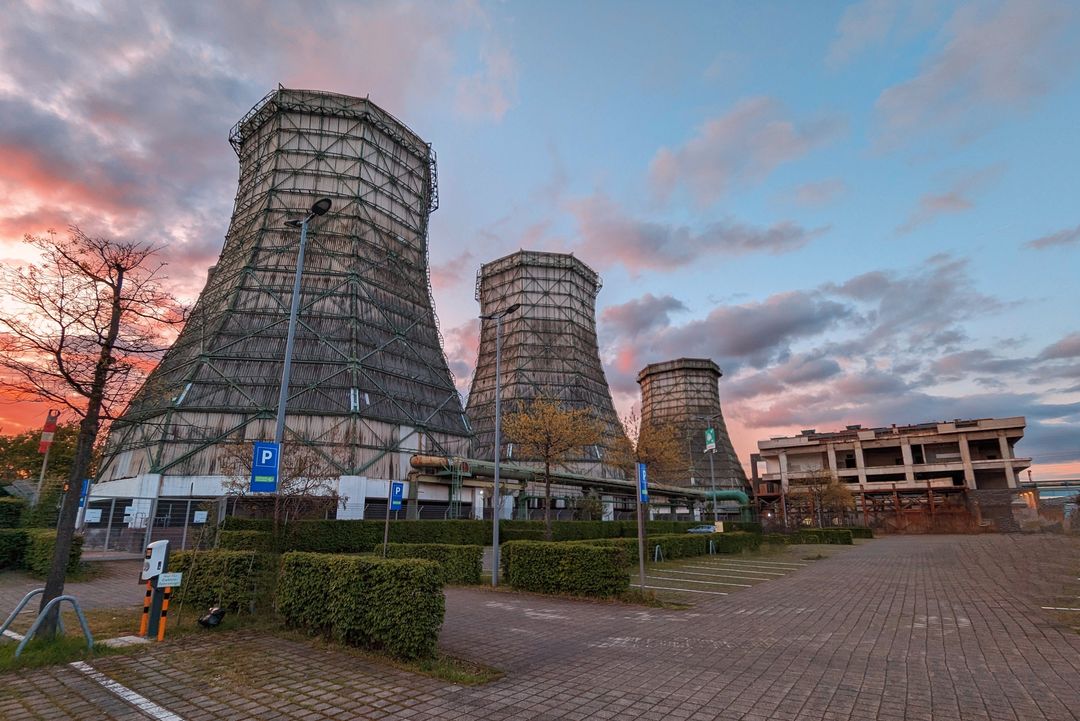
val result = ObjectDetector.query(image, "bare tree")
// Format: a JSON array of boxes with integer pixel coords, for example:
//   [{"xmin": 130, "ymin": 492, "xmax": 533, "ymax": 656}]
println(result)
[
  {"xmin": 611, "ymin": 409, "xmax": 684, "ymax": 481},
  {"xmin": 502, "ymin": 397, "xmax": 604, "ymax": 540},
  {"xmin": 786, "ymin": 469, "xmax": 855, "ymax": 527},
  {"xmin": 0, "ymin": 228, "xmax": 184, "ymax": 636},
  {"xmin": 218, "ymin": 442, "xmax": 345, "ymax": 538}
]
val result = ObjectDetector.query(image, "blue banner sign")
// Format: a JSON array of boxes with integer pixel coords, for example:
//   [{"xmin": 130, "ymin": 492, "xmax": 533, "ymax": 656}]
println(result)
[
  {"xmin": 390, "ymin": 481, "xmax": 405, "ymax": 511},
  {"xmin": 637, "ymin": 463, "xmax": 648, "ymax": 504},
  {"xmin": 250, "ymin": 441, "xmax": 280, "ymax": 493}
]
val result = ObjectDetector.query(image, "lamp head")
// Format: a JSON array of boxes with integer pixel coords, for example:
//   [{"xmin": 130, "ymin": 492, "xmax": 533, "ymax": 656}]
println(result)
[{"xmin": 311, "ymin": 197, "xmax": 332, "ymax": 216}]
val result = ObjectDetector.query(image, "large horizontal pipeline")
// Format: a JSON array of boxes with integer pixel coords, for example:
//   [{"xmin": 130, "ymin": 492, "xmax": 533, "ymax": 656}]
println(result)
[{"xmin": 409, "ymin": 455, "xmax": 744, "ymax": 504}]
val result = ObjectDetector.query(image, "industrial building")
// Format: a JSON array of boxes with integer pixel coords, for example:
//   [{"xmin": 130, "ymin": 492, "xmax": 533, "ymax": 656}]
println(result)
[
  {"xmin": 94, "ymin": 88, "xmax": 471, "ymax": 518},
  {"xmin": 466, "ymin": 250, "xmax": 630, "ymax": 491},
  {"xmin": 752, "ymin": 417, "xmax": 1032, "ymax": 532}
]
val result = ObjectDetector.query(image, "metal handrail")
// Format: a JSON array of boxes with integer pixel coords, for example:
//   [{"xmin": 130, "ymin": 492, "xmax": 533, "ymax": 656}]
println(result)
[
  {"xmin": 15, "ymin": 595, "xmax": 93, "ymax": 657},
  {"xmin": 1, "ymin": 589, "xmax": 64, "ymax": 638}
]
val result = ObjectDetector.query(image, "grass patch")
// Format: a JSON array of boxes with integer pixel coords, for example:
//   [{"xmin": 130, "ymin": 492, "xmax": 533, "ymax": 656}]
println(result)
[
  {"xmin": 619, "ymin": 587, "xmax": 693, "ymax": 609},
  {"xmin": 802, "ymin": 553, "xmax": 828, "ymax": 560},
  {"xmin": 0, "ymin": 634, "xmax": 121, "ymax": 671}
]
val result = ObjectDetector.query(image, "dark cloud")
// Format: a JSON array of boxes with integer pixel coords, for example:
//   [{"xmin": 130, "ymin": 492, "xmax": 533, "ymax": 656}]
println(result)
[
  {"xmin": 572, "ymin": 194, "xmax": 824, "ymax": 273},
  {"xmin": 600, "ymin": 294, "xmax": 687, "ymax": 341}
]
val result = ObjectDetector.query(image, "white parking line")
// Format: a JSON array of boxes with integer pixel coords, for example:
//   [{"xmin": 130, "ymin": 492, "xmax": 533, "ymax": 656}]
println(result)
[
  {"xmin": 1041, "ymin": 606, "xmax": 1080, "ymax": 612},
  {"xmin": 641, "ymin": 585, "xmax": 729, "ymax": 596},
  {"xmin": 677, "ymin": 564, "xmax": 787, "ymax": 576},
  {"xmin": 651, "ymin": 570, "xmax": 753, "ymax": 586},
  {"xmin": 69, "ymin": 661, "xmax": 187, "ymax": 721},
  {"xmin": 710, "ymin": 558, "xmax": 807, "ymax": 568},
  {"xmin": 646, "ymin": 575, "xmax": 751, "ymax": 588}
]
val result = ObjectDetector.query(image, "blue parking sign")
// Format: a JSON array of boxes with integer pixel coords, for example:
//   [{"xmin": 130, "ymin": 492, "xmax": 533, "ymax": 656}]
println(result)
[
  {"xmin": 637, "ymin": 463, "xmax": 648, "ymax": 504},
  {"xmin": 251, "ymin": 441, "xmax": 280, "ymax": 493},
  {"xmin": 389, "ymin": 481, "xmax": 405, "ymax": 511}
]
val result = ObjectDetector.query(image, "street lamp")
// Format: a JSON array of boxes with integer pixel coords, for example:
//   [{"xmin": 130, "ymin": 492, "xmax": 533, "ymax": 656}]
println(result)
[
  {"xmin": 275, "ymin": 198, "xmax": 333, "ymax": 446},
  {"xmin": 480, "ymin": 302, "xmax": 520, "ymax": 587}
]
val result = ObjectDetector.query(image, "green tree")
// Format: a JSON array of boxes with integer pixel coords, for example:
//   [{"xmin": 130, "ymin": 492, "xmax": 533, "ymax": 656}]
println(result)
[
  {"xmin": 0, "ymin": 228, "xmax": 183, "ymax": 636},
  {"xmin": 0, "ymin": 420, "xmax": 80, "ymax": 483},
  {"xmin": 502, "ymin": 397, "xmax": 604, "ymax": 540}
]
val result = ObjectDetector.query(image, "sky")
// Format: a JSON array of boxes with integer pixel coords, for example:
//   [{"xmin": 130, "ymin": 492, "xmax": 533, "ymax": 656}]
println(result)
[{"xmin": 1, "ymin": 0, "xmax": 1078, "ymax": 480}]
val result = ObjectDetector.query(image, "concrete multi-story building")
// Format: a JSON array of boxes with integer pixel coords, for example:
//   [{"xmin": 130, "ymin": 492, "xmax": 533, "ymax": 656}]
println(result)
[{"xmin": 753, "ymin": 417, "xmax": 1032, "ymax": 531}]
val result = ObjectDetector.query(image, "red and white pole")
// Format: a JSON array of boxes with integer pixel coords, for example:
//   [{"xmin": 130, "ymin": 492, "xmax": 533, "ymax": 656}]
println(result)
[{"xmin": 33, "ymin": 409, "xmax": 61, "ymax": 506}]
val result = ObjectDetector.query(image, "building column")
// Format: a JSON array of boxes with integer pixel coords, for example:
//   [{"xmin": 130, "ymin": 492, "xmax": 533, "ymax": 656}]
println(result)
[
  {"xmin": 853, "ymin": 443, "xmax": 867, "ymax": 486},
  {"xmin": 901, "ymin": 441, "xmax": 915, "ymax": 484},
  {"xmin": 959, "ymin": 434, "xmax": 976, "ymax": 489},
  {"xmin": 998, "ymin": 432, "xmax": 1017, "ymax": 488},
  {"xmin": 779, "ymin": 451, "xmax": 789, "ymax": 494},
  {"xmin": 826, "ymin": 446, "xmax": 838, "ymax": 476}
]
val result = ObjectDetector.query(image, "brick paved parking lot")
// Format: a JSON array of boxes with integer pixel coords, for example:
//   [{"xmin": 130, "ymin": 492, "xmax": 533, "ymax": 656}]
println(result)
[{"xmin": 1, "ymin": 534, "xmax": 1078, "ymax": 720}]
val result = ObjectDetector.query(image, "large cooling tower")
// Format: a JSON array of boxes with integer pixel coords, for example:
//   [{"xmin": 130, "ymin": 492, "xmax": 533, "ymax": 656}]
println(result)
[
  {"xmin": 99, "ymin": 88, "xmax": 469, "ymax": 486},
  {"xmin": 637, "ymin": 358, "xmax": 747, "ymax": 489},
  {"xmin": 466, "ymin": 251, "xmax": 629, "ymax": 478}
]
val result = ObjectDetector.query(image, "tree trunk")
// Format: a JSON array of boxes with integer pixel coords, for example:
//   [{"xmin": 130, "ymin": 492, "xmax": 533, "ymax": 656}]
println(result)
[
  {"xmin": 37, "ymin": 267, "xmax": 125, "ymax": 638},
  {"xmin": 543, "ymin": 461, "xmax": 552, "ymax": 541}
]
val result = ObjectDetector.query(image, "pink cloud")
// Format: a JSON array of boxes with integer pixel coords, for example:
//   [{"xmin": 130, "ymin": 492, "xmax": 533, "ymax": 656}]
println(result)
[
  {"xmin": 897, "ymin": 166, "xmax": 1003, "ymax": 234},
  {"xmin": 649, "ymin": 97, "xmax": 845, "ymax": 206},
  {"xmin": 1024, "ymin": 224, "xmax": 1080, "ymax": 251},
  {"xmin": 876, "ymin": 0, "xmax": 1076, "ymax": 147}
]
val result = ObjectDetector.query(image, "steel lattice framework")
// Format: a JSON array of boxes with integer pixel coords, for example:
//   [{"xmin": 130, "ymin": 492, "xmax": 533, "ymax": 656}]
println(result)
[
  {"xmin": 466, "ymin": 250, "xmax": 629, "ymax": 479},
  {"xmin": 637, "ymin": 358, "xmax": 748, "ymax": 489},
  {"xmin": 99, "ymin": 88, "xmax": 469, "ymax": 484}
]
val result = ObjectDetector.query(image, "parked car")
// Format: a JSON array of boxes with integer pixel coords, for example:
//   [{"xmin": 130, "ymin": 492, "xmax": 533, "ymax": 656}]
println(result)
[{"xmin": 687, "ymin": 524, "xmax": 715, "ymax": 534}]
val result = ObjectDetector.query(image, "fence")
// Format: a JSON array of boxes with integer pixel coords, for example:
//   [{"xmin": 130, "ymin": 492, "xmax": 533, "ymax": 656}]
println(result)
[{"xmin": 79, "ymin": 496, "xmax": 224, "ymax": 554}]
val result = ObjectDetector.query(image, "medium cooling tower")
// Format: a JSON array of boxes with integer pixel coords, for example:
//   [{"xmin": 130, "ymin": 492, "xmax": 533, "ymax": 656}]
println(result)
[
  {"xmin": 466, "ymin": 251, "xmax": 629, "ymax": 478},
  {"xmin": 99, "ymin": 88, "xmax": 469, "ymax": 489},
  {"xmin": 637, "ymin": 358, "xmax": 747, "ymax": 489}
]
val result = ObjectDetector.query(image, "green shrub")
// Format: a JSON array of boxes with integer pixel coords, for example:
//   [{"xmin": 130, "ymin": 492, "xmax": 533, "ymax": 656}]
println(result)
[
  {"xmin": 169, "ymin": 550, "xmax": 278, "ymax": 614},
  {"xmin": 501, "ymin": 541, "xmax": 629, "ymax": 597},
  {"xmin": 218, "ymin": 530, "xmax": 276, "ymax": 552},
  {"xmin": 278, "ymin": 552, "xmax": 444, "ymax": 660},
  {"xmin": 762, "ymin": 533, "xmax": 792, "ymax": 545},
  {"xmin": 220, "ymin": 517, "xmax": 273, "ymax": 532},
  {"xmin": 836, "ymin": 526, "xmax": 873, "ymax": 539},
  {"xmin": 0, "ymin": 529, "xmax": 28, "ymax": 569},
  {"xmin": 0, "ymin": 498, "xmax": 26, "ymax": 528},
  {"xmin": 23, "ymin": 530, "xmax": 83, "ymax": 576},
  {"xmin": 794, "ymin": 529, "xmax": 853, "ymax": 545},
  {"xmin": 583, "ymin": 532, "xmax": 762, "ymax": 564},
  {"xmin": 376, "ymin": 543, "xmax": 482, "ymax": 585}
]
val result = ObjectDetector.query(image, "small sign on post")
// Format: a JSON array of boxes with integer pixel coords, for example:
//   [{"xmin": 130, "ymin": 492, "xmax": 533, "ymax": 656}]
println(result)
[
  {"xmin": 250, "ymin": 441, "xmax": 280, "ymax": 493},
  {"xmin": 157, "ymin": 572, "xmax": 183, "ymax": 587},
  {"xmin": 383, "ymin": 481, "xmax": 405, "ymax": 557},
  {"xmin": 635, "ymin": 463, "xmax": 648, "ymax": 592},
  {"xmin": 705, "ymin": 427, "xmax": 717, "ymax": 453}
]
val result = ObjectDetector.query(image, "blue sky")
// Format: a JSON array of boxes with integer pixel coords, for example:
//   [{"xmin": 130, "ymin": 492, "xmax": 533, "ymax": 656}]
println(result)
[{"xmin": 0, "ymin": 0, "xmax": 1077, "ymax": 477}]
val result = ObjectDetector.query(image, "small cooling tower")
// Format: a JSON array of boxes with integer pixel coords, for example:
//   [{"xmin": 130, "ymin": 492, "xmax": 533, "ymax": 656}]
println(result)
[{"xmin": 637, "ymin": 358, "xmax": 747, "ymax": 489}]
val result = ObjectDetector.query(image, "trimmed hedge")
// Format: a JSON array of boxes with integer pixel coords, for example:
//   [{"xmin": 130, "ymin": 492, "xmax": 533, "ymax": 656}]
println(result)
[
  {"xmin": 838, "ymin": 526, "xmax": 874, "ymax": 539},
  {"xmin": 169, "ymin": 550, "xmax": 278, "ymax": 614},
  {"xmin": 375, "ymin": 543, "xmax": 482, "ymax": 585},
  {"xmin": 24, "ymin": 530, "xmax": 83, "ymax": 576},
  {"xmin": 218, "ymin": 530, "xmax": 276, "ymax": 552},
  {"xmin": 584, "ymin": 531, "xmax": 762, "ymax": 564},
  {"xmin": 0, "ymin": 529, "xmax": 27, "ymax": 569},
  {"xmin": 278, "ymin": 552, "xmax": 444, "ymax": 660},
  {"xmin": 501, "ymin": 541, "xmax": 629, "ymax": 597},
  {"xmin": 763, "ymin": 529, "xmax": 855, "ymax": 545},
  {"xmin": 217, "ymin": 517, "xmax": 762, "ymax": 551},
  {"xmin": 0, "ymin": 497, "xmax": 25, "ymax": 528}
]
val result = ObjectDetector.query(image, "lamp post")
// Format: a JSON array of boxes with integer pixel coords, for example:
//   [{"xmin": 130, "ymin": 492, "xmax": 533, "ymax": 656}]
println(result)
[
  {"xmin": 481, "ymin": 302, "xmax": 520, "ymax": 587},
  {"xmin": 275, "ymin": 198, "xmax": 332, "ymax": 446},
  {"xmin": 695, "ymin": 413, "xmax": 721, "ymax": 522}
]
